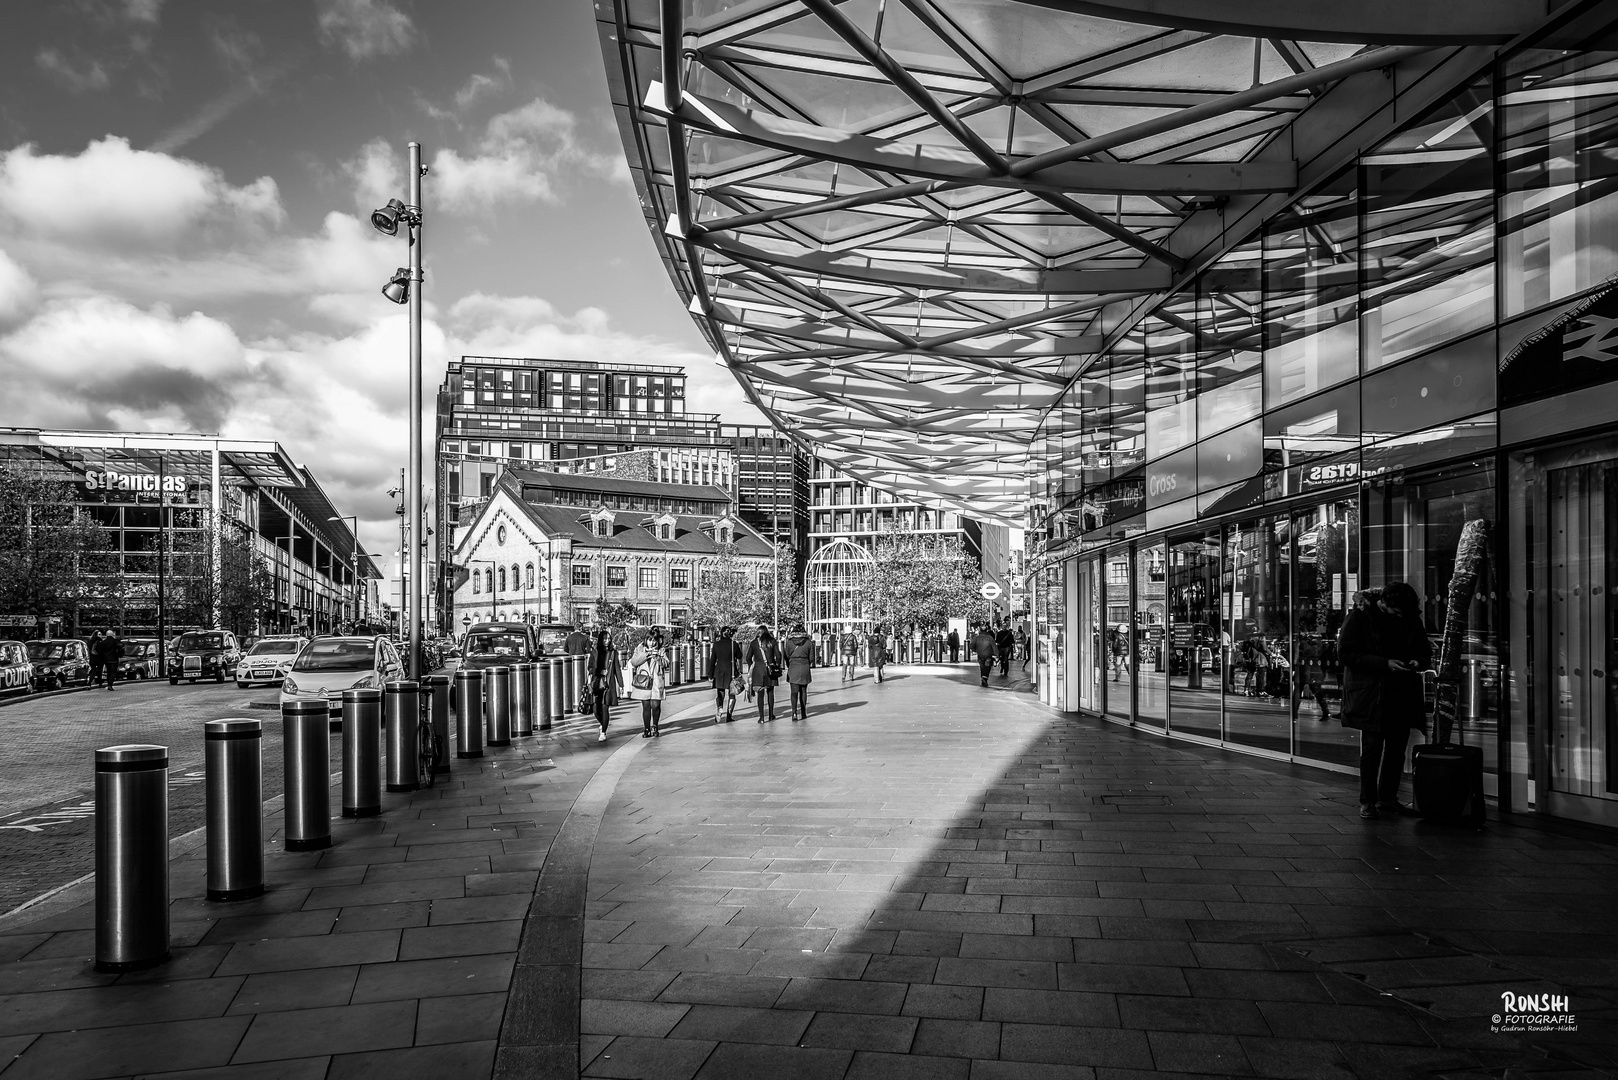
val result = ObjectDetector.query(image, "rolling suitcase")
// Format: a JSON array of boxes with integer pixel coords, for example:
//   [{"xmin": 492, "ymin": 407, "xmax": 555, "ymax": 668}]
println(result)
[{"xmin": 1411, "ymin": 738, "xmax": 1486, "ymax": 825}]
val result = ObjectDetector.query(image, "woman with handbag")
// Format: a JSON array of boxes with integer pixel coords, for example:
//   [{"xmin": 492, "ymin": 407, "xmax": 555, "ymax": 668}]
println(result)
[
  {"xmin": 628, "ymin": 628, "xmax": 671, "ymax": 738},
  {"xmin": 587, "ymin": 630, "xmax": 620, "ymax": 742},
  {"xmin": 745, "ymin": 625, "xmax": 783, "ymax": 723},
  {"xmin": 784, "ymin": 623, "xmax": 815, "ymax": 720},
  {"xmin": 709, "ymin": 626, "xmax": 746, "ymax": 723}
]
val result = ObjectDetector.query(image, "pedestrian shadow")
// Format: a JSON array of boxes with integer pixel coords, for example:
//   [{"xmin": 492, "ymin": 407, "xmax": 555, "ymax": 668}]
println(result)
[{"xmin": 804, "ymin": 700, "xmax": 868, "ymax": 716}]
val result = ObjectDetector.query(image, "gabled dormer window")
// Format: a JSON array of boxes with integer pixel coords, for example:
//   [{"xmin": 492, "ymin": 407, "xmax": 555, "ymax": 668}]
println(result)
[
  {"xmin": 589, "ymin": 507, "xmax": 616, "ymax": 539},
  {"xmin": 661, "ymin": 523, "xmax": 671, "ymax": 540},
  {"xmin": 718, "ymin": 525, "xmax": 731, "ymax": 544},
  {"xmin": 596, "ymin": 520, "xmax": 609, "ymax": 538}
]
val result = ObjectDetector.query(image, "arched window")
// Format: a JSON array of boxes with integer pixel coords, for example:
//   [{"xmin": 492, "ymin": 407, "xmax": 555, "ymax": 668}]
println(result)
[
  {"xmin": 718, "ymin": 527, "xmax": 730, "ymax": 543},
  {"xmin": 512, "ymin": 564, "xmax": 521, "ymax": 590},
  {"xmin": 473, "ymin": 570, "xmax": 481, "ymax": 594},
  {"xmin": 525, "ymin": 563, "xmax": 535, "ymax": 588},
  {"xmin": 484, "ymin": 567, "xmax": 493, "ymax": 593},
  {"xmin": 499, "ymin": 566, "xmax": 507, "ymax": 591},
  {"xmin": 660, "ymin": 524, "xmax": 671, "ymax": 540}
]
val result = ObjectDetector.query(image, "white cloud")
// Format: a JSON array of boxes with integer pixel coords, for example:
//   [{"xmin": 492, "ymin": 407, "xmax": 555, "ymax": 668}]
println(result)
[
  {"xmin": 0, "ymin": 136, "xmax": 284, "ymax": 249},
  {"xmin": 0, "ymin": 249, "xmax": 39, "ymax": 325},
  {"xmin": 123, "ymin": 0, "xmax": 164, "ymax": 23},
  {"xmin": 316, "ymin": 0, "xmax": 415, "ymax": 61},
  {"xmin": 36, "ymin": 49, "xmax": 112, "ymax": 93},
  {"xmin": 430, "ymin": 98, "xmax": 628, "ymax": 213},
  {"xmin": 343, "ymin": 138, "xmax": 403, "ymax": 219}
]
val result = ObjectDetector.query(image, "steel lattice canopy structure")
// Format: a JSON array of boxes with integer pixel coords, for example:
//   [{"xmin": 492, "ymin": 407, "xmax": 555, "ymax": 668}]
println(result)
[{"xmin": 597, "ymin": 0, "xmax": 1551, "ymax": 528}]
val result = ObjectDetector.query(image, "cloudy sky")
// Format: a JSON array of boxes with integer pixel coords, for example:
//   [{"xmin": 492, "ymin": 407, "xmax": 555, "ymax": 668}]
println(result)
[{"xmin": 0, "ymin": 0, "xmax": 759, "ymax": 586}]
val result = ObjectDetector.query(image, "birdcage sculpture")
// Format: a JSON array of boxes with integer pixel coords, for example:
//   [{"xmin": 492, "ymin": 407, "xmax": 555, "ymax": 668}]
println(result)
[{"xmin": 805, "ymin": 536, "xmax": 874, "ymax": 636}]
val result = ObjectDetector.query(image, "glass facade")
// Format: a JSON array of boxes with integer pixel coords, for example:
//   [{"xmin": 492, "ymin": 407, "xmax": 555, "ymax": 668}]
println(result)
[{"xmin": 1032, "ymin": 32, "xmax": 1618, "ymax": 830}]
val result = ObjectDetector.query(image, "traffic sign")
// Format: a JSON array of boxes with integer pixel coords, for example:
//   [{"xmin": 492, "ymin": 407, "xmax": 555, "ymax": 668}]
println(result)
[{"xmin": 979, "ymin": 581, "xmax": 1003, "ymax": 601}]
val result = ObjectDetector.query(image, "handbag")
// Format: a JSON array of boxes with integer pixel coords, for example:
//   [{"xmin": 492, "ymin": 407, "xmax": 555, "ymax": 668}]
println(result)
[{"xmin": 631, "ymin": 666, "xmax": 653, "ymax": 691}]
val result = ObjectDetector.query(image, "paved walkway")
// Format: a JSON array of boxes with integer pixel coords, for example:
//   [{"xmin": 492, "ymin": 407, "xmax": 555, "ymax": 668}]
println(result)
[{"xmin": 0, "ymin": 666, "xmax": 1615, "ymax": 1079}]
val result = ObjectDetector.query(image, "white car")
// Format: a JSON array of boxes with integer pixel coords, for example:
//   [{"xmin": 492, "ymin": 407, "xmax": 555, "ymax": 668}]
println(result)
[
  {"xmin": 237, "ymin": 637, "xmax": 308, "ymax": 688},
  {"xmin": 278, "ymin": 636, "xmax": 405, "ymax": 716}
]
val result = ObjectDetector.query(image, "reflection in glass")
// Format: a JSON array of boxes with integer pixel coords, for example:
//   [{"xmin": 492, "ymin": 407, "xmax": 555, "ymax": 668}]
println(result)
[
  {"xmin": 1167, "ymin": 532, "xmax": 1222, "ymax": 740},
  {"xmin": 1264, "ymin": 172, "xmax": 1359, "ymax": 408},
  {"xmin": 1224, "ymin": 518, "xmax": 1292, "ymax": 754},
  {"xmin": 1293, "ymin": 501, "xmax": 1360, "ymax": 768},
  {"xmin": 1136, "ymin": 543, "xmax": 1167, "ymax": 727}
]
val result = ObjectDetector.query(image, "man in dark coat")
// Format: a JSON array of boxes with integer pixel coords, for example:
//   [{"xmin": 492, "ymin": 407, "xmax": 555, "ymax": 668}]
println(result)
[
  {"xmin": 995, "ymin": 625, "xmax": 1015, "ymax": 677},
  {"xmin": 87, "ymin": 631, "xmax": 105, "ymax": 688},
  {"xmin": 1339, "ymin": 583, "xmax": 1431, "ymax": 819},
  {"xmin": 96, "ymin": 629, "xmax": 120, "ymax": 691},
  {"xmin": 972, "ymin": 625, "xmax": 996, "ymax": 687},
  {"xmin": 947, "ymin": 628, "xmax": 960, "ymax": 663},
  {"xmin": 563, "ymin": 625, "xmax": 591, "ymax": 656}
]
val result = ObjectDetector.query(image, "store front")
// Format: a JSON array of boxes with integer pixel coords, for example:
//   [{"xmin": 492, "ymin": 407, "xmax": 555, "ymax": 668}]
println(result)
[{"xmin": 1028, "ymin": 25, "xmax": 1618, "ymax": 830}]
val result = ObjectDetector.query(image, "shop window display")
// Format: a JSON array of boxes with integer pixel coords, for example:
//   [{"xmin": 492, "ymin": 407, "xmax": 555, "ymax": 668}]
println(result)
[
  {"xmin": 1167, "ymin": 531, "xmax": 1222, "ymax": 741},
  {"xmin": 1136, "ymin": 542, "xmax": 1168, "ymax": 727}
]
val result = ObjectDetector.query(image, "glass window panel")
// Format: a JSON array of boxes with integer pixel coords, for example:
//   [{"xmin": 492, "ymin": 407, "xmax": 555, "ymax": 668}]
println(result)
[
  {"xmin": 1104, "ymin": 549, "xmax": 1132, "ymax": 720},
  {"xmin": 1197, "ymin": 418, "xmax": 1263, "ymax": 493},
  {"xmin": 1501, "ymin": 46, "xmax": 1618, "ymax": 316},
  {"xmin": 1224, "ymin": 518, "xmax": 1292, "ymax": 754},
  {"xmin": 1263, "ymin": 172, "xmax": 1359, "ymax": 408},
  {"xmin": 1136, "ymin": 542, "xmax": 1167, "ymax": 727},
  {"xmin": 1167, "ymin": 531, "xmax": 1221, "ymax": 741},
  {"xmin": 1292, "ymin": 500, "xmax": 1361, "ymax": 767},
  {"xmin": 1360, "ymin": 332, "xmax": 1497, "ymax": 442},
  {"xmin": 1362, "ymin": 82, "xmax": 1494, "ymax": 368},
  {"xmin": 1263, "ymin": 383, "xmax": 1362, "ymax": 473}
]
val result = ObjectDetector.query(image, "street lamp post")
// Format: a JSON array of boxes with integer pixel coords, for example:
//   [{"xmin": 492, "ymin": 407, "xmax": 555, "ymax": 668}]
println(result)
[
  {"xmin": 372, "ymin": 144, "xmax": 427, "ymax": 677},
  {"xmin": 529, "ymin": 541, "xmax": 549, "ymax": 622},
  {"xmin": 329, "ymin": 515, "xmax": 359, "ymax": 631}
]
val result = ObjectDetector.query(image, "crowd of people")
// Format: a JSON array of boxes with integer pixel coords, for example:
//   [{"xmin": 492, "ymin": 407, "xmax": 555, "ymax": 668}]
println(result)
[{"xmin": 569, "ymin": 619, "xmax": 1027, "ymax": 738}]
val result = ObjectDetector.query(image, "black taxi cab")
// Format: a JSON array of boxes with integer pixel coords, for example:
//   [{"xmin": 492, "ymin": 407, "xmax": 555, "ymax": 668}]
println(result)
[
  {"xmin": 26, "ymin": 639, "xmax": 91, "ymax": 690},
  {"xmin": 167, "ymin": 630, "xmax": 243, "ymax": 684},
  {"xmin": 0, "ymin": 640, "xmax": 33, "ymax": 696},
  {"xmin": 459, "ymin": 622, "xmax": 541, "ymax": 671}
]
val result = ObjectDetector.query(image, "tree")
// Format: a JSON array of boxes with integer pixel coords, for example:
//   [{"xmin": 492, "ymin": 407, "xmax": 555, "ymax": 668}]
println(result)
[
  {"xmin": 868, "ymin": 528, "xmax": 983, "ymax": 632},
  {"xmin": 0, "ymin": 463, "xmax": 120, "ymax": 635},
  {"xmin": 169, "ymin": 521, "xmax": 275, "ymax": 636},
  {"xmin": 690, "ymin": 543, "xmax": 761, "ymax": 630},
  {"xmin": 593, "ymin": 598, "xmax": 643, "ymax": 651},
  {"xmin": 755, "ymin": 546, "xmax": 805, "ymax": 630}
]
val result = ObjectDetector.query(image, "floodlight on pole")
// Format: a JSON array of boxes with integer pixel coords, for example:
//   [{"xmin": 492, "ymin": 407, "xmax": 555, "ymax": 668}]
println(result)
[{"xmin": 372, "ymin": 143, "xmax": 428, "ymax": 678}]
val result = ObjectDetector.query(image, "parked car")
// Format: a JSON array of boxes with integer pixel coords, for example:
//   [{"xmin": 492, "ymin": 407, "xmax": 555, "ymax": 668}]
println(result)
[
  {"xmin": 0, "ymin": 640, "xmax": 34, "ymax": 696},
  {"xmin": 460, "ymin": 622, "xmax": 544, "ymax": 671},
  {"xmin": 278, "ymin": 635, "xmax": 406, "ymax": 717},
  {"xmin": 26, "ymin": 639, "xmax": 91, "ymax": 690},
  {"xmin": 115, "ymin": 637, "xmax": 162, "ymax": 681},
  {"xmin": 167, "ymin": 630, "xmax": 243, "ymax": 684},
  {"xmin": 236, "ymin": 636, "xmax": 308, "ymax": 688}
]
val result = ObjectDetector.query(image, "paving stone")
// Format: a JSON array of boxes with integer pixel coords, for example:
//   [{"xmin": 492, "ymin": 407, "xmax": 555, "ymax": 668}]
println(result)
[
  {"xmin": 912, "ymin": 1017, "xmax": 1000, "ymax": 1059},
  {"xmin": 776, "ymin": 976, "xmax": 908, "ymax": 1015},
  {"xmin": 415, "ymin": 990, "xmax": 507, "ymax": 1045},
  {"xmin": 968, "ymin": 1061, "xmax": 1097, "ymax": 1080},
  {"xmin": 582, "ymin": 998, "xmax": 691, "ymax": 1038},
  {"xmin": 428, "ymin": 893, "xmax": 532, "ymax": 925},
  {"xmin": 350, "ymin": 954, "xmax": 515, "ymax": 1003},
  {"xmin": 1146, "ymin": 1030, "xmax": 1254, "ymax": 1075},
  {"xmin": 332, "ymin": 901, "xmax": 430, "ymax": 934},
  {"xmin": 657, "ymin": 972, "xmax": 789, "ymax": 1008},
  {"xmin": 693, "ymin": 1042, "xmax": 851, "ymax": 1080},
  {"xmin": 640, "ymin": 946, "xmax": 764, "ymax": 974},
  {"xmin": 233, "ymin": 999, "xmax": 417, "ymax": 1062},
  {"xmin": 3, "ymin": 1015, "xmax": 252, "ymax": 1079},
  {"xmin": 216, "ymin": 930, "xmax": 399, "ymax": 976},
  {"xmin": 227, "ymin": 966, "xmax": 359, "ymax": 1015},
  {"xmin": 666, "ymin": 1003, "xmax": 813, "ymax": 1045},
  {"xmin": 798, "ymin": 1011, "xmax": 917, "ymax": 1052},
  {"xmin": 582, "ymin": 968, "xmax": 678, "ymax": 1001},
  {"xmin": 583, "ymin": 1035, "xmax": 715, "ymax": 1079},
  {"xmin": 326, "ymin": 1039, "xmax": 497, "ymax": 1079},
  {"xmin": 999, "ymin": 1022, "xmax": 1154, "ymax": 1070},
  {"xmin": 202, "ymin": 909, "xmax": 340, "ymax": 945},
  {"xmin": 398, "ymin": 919, "xmax": 523, "ymax": 961}
]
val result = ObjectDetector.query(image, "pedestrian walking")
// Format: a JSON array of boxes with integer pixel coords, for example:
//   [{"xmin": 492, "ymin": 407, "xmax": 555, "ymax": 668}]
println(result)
[
  {"xmin": 98, "ymin": 628, "xmax": 120, "ymax": 691},
  {"xmin": 947, "ymin": 627, "xmax": 960, "ymax": 663},
  {"xmin": 628, "ymin": 628, "xmax": 671, "ymax": 738},
  {"xmin": 839, "ymin": 624, "xmax": 858, "ymax": 681},
  {"xmin": 587, "ymin": 629, "xmax": 620, "ymax": 742},
  {"xmin": 867, "ymin": 625, "xmax": 887, "ymax": 683},
  {"xmin": 1339, "ymin": 583, "xmax": 1431, "ymax": 819},
  {"xmin": 784, "ymin": 623, "xmax": 814, "ymax": 720},
  {"xmin": 996, "ymin": 624, "xmax": 1015, "ymax": 677},
  {"xmin": 972, "ymin": 624, "xmax": 996, "ymax": 687},
  {"xmin": 710, "ymin": 626, "xmax": 745, "ymax": 723},
  {"xmin": 746, "ymin": 626, "xmax": 783, "ymax": 722},
  {"xmin": 563, "ymin": 624, "xmax": 591, "ymax": 656},
  {"xmin": 86, "ymin": 631, "xmax": 105, "ymax": 688},
  {"xmin": 1016, "ymin": 626, "xmax": 1029, "ymax": 665}
]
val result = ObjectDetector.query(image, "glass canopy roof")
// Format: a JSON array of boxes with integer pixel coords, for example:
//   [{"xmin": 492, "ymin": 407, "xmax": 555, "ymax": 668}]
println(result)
[{"xmin": 598, "ymin": 0, "xmax": 1529, "ymax": 526}]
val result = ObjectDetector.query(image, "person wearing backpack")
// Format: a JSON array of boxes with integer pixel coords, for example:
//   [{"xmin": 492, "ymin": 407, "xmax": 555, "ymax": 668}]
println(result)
[
  {"xmin": 784, "ymin": 623, "xmax": 815, "ymax": 720},
  {"xmin": 746, "ymin": 626, "xmax": 783, "ymax": 723},
  {"xmin": 1339, "ymin": 583, "xmax": 1431, "ymax": 819}
]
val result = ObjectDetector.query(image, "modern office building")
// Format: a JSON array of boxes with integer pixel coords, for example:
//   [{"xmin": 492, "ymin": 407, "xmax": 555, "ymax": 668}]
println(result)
[
  {"xmin": 602, "ymin": 0, "xmax": 1618, "ymax": 830},
  {"xmin": 526, "ymin": 446, "xmax": 738, "ymax": 497},
  {"xmin": 452, "ymin": 469, "xmax": 773, "ymax": 628},
  {"xmin": 0, "ymin": 428, "xmax": 381, "ymax": 638},
  {"xmin": 723, "ymin": 424, "xmax": 810, "ymax": 577}
]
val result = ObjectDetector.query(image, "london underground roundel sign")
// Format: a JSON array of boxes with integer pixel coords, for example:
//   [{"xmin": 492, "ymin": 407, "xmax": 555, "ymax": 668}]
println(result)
[{"xmin": 979, "ymin": 581, "xmax": 1003, "ymax": 601}]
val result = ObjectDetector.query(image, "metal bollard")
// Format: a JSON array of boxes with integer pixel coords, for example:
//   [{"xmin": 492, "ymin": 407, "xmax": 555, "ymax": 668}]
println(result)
[
  {"xmin": 486, "ymin": 665, "xmax": 513, "ymax": 746},
  {"xmin": 454, "ymin": 668, "xmax": 484, "ymax": 758},
  {"xmin": 384, "ymin": 680, "xmax": 420, "ymax": 793},
  {"xmin": 687, "ymin": 643, "xmax": 696, "ymax": 682},
  {"xmin": 700, "ymin": 642, "xmax": 711, "ymax": 679},
  {"xmin": 558, "ymin": 654, "xmax": 574, "ymax": 714},
  {"xmin": 205, "ymin": 719, "xmax": 263, "ymax": 902},
  {"xmin": 537, "ymin": 659, "xmax": 553, "ymax": 731},
  {"xmin": 95, "ymin": 744, "xmax": 169, "ymax": 972},
  {"xmin": 423, "ymin": 674, "xmax": 451, "ymax": 775},
  {"xmin": 282, "ymin": 700, "xmax": 331, "ymax": 850},
  {"xmin": 547, "ymin": 658, "xmax": 564, "ymax": 724},
  {"xmin": 512, "ymin": 662, "xmax": 535, "ymax": 737},
  {"xmin": 341, "ymin": 688, "xmax": 382, "ymax": 818}
]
